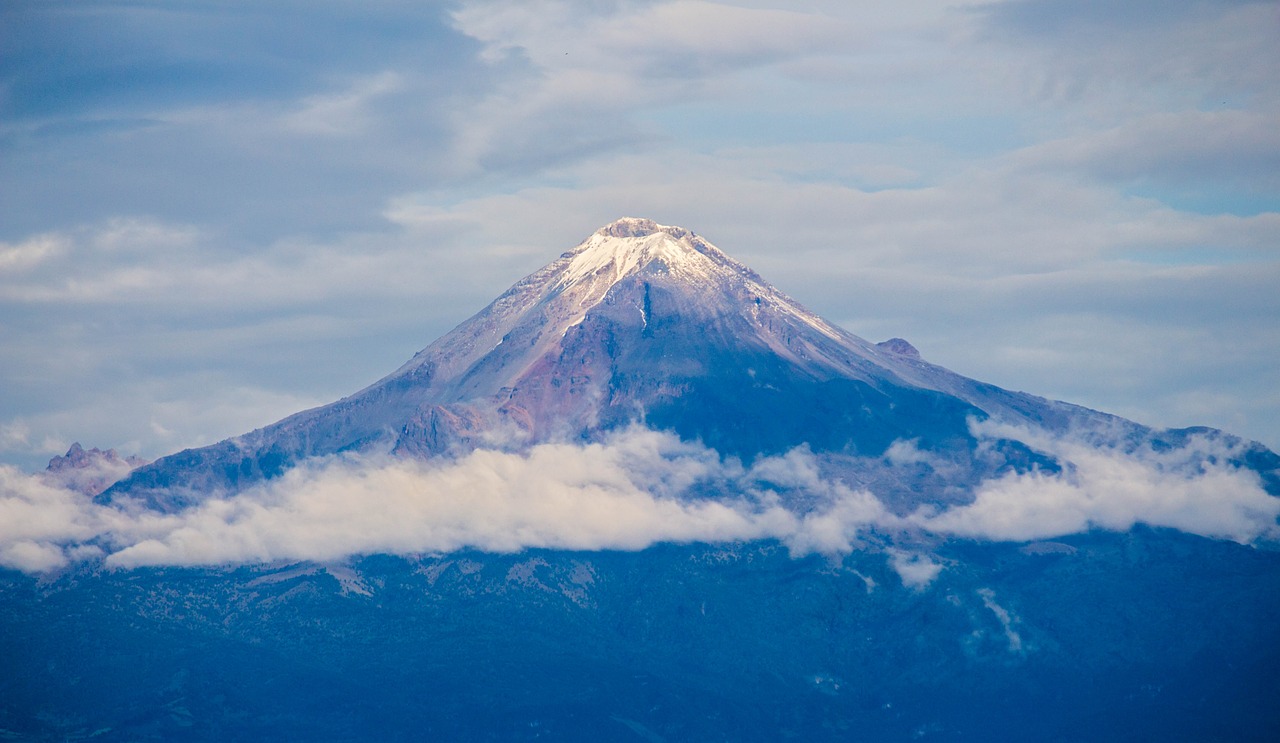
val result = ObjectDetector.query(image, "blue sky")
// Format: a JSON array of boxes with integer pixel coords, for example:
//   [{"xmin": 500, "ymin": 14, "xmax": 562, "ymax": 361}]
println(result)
[{"xmin": 2, "ymin": 0, "xmax": 1278, "ymax": 471}]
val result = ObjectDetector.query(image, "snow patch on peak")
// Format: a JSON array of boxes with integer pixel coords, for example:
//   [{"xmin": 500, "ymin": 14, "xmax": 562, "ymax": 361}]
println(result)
[
  {"xmin": 556, "ymin": 218, "xmax": 722, "ymax": 290},
  {"xmin": 596, "ymin": 217, "xmax": 679, "ymax": 239}
]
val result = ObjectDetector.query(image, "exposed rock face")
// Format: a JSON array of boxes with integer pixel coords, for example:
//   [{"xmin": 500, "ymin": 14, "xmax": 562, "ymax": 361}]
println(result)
[
  {"xmin": 876, "ymin": 337, "xmax": 921, "ymax": 359},
  {"xmin": 43, "ymin": 442, "xmax": 147, "ymax": 496}
]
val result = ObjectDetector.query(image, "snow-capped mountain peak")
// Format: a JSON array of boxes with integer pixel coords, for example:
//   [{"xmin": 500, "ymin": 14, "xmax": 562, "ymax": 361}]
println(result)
[
  {"xmin": 107, "ymin": 217, "xmax": 1262, "ymax": 510},
  {"xmin": 549, "ymin": 218, "xmax": 847, "ymax": 348}
]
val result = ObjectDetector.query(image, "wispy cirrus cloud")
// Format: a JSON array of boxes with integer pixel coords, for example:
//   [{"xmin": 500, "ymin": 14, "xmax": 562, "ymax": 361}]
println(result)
[
  {"xmin": 1011, "ymin": 110, "xmax": 1280, "ymax": 198},
  {"xmin": 443, "ymin": 0, "xmax": 861, "ymax": 173},
  {"xmin": 973, "ymin": 0, "xmax": 1280, "ymax": 113}
]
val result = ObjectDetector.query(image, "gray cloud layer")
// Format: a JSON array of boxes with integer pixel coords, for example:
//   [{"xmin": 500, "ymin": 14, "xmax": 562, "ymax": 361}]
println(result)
[{"xmin": 3, "ymin": 426, "xmax": 1275, "ymax": 585}]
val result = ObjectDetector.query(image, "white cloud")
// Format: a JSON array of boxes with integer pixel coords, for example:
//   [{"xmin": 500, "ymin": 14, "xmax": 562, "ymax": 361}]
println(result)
[
  {"xmin": 2, "ymin": 428, "xmax": 869, "ymax": 573},
  {"xmin": 0, "ymin": 234, "xmax": 68, "ymax": 271},
  {"xmin": 914, "ymin": 421, "xmax": 1280, "ymax": 543},
  {"xmin": 784, "ymin": 487, "xmax": 894, "ymax": 555},
  {"xmin": 280, "ymin": 71, "xmax": 404, "ymax": 137},
  {"xmin": 103, "ymin": 430, "xmax": 803, "ymax": 567},
  {"xmin": 454, "ymin": 1, "xmax": 855, "ymax": 76},
  {"xmin": 90, "ymin": 217, "xmax": 204, "ymax": 255},
  {"xmin": 2, "ymin": 424, "xmax": 1275, "ymax": 578},
  {"xmin": 0, "ymin": 465, "xmax": 100, "ymax": 572},
  {"xmin": 888, "ymin": 550, "xmax": 944, "ymax": 589},
  {"xmin": 0, "ymin": 215, "xmax": 514, "ymax": 312},
  {"xmin": 0, "ymin": 540, "xmax": 69, "ymax": 574}
]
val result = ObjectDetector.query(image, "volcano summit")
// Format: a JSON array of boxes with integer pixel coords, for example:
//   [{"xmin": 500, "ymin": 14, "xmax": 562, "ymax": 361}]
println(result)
[{"xmin": 109, "ymin": 217, "xmax": 1269, "ymax": 519}]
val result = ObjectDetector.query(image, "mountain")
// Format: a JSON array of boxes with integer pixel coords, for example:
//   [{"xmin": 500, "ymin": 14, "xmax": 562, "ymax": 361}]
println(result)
[
  {"xmin": 9, "ymin": 218, "xmax": 1280, "ymax": 741},
  {"xmin": 43, "ymin": 442, "xmax": 147, "ymax": 497},
  {"xmin": 106, "ymin": 217, "xmax": 1270, "ymax": 513}
]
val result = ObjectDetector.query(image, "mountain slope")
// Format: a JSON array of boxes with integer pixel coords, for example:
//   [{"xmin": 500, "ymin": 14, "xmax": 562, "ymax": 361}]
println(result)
[
  {"xmin": 103, "ymin": 218, "xmax": 1268, "ymax": 511},
  {"xmin": 6, "ymin": 534, "xmax": 1280, "ymax": 742}
]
